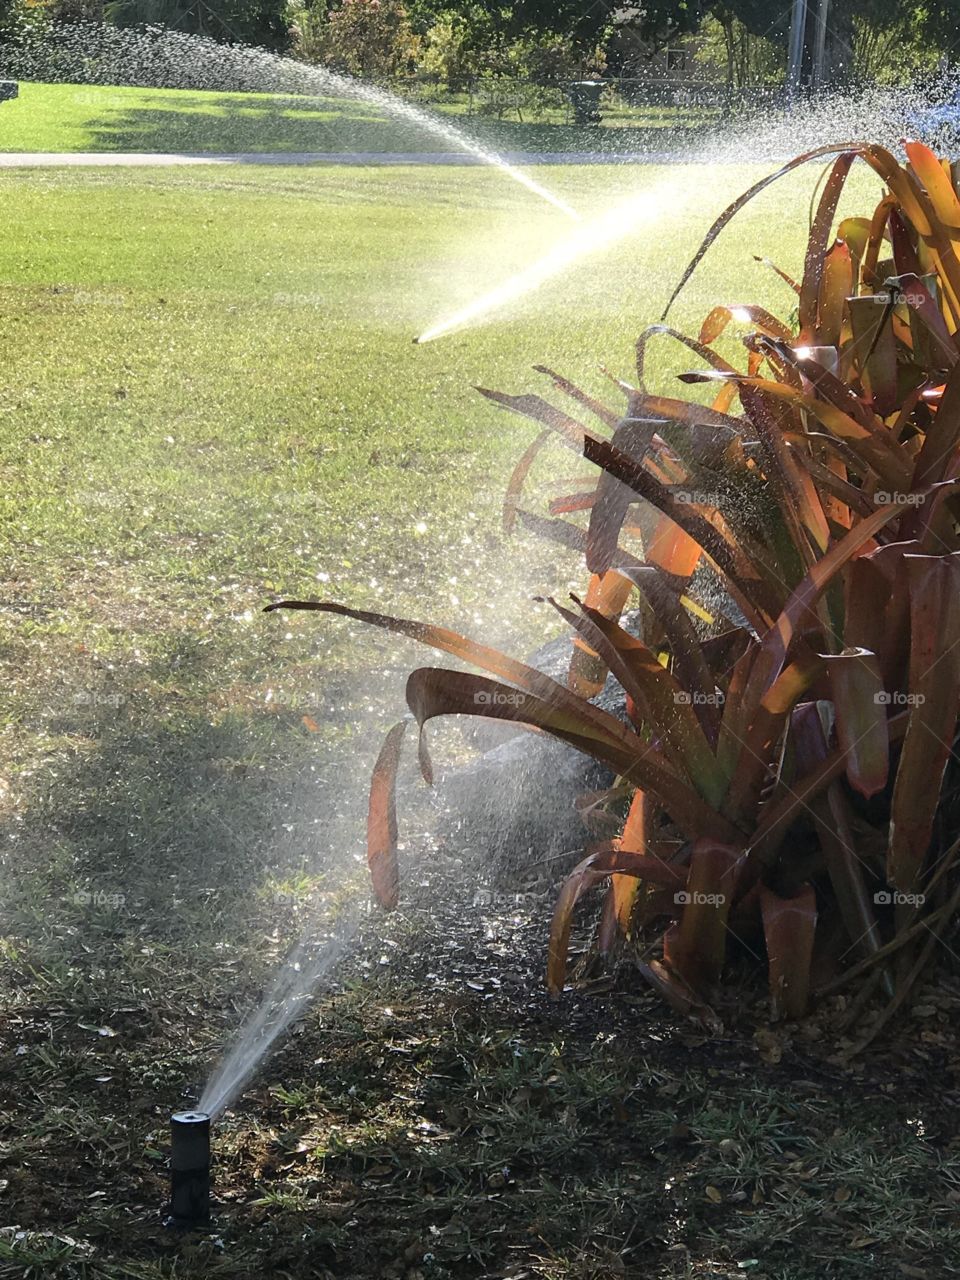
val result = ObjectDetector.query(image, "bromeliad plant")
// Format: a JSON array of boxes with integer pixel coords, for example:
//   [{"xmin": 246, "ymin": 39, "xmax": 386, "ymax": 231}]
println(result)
[{"xmin": 269, "ymin": 141, "xmax": 960, "ymax": 1035}]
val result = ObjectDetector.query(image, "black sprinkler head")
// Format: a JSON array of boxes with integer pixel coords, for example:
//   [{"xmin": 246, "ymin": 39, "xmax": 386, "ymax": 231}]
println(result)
[{"xmin": 169, "ymin": 1110, "xmax": 211, "ymax": 1228}]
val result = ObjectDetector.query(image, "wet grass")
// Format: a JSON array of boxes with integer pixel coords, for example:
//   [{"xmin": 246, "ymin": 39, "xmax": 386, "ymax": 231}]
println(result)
[
  {"xmin": 2, "ymin": 81, "xmax": 712, "ymax": 155},
  {"xmin": 0, "ymin": 153, "xmax": 883, "ymax": 995},
  {"xmin": 3, "ymin": 868, "xmax": 960, "ymax": 1279},
  {"xmin": 0, "ymin": 156, "xmax": 904, "ymax": 1276}
]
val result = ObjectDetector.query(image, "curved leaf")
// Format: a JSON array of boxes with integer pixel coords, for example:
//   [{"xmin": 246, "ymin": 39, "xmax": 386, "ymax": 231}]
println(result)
[
  {"xmin": 760, "ymin": 884, "xmax": 817, "ymax": 1019},
  {"xmin": 671, "ymin": 839, "xmax": 743, "ymax": 990},
  {"xmin": 533, "ymin": 365, "xmax": 619, "ymax": 430},
  {"xmin": 799, "ymin": 153, "xmax": 856, "ymax": 335},
  {"xmin": 264, "ymin": 598, "xmax": 637, "ymax": 753},
  {"xmin": 827, "ymin": 647, "xmax": 888, "ymax": 799},
  {"xmin": 547, "ymin": 845, "xmax": 686, "ymax": 995},
  {"xmin": 503, "ymin": 428, "xmax": 551, "ymax": 533},
  {"xmin": 663, "ymin": 142, "xmax": 863, "ymax": 320},
  {"xmin": 404, "ymin": 667, "xmax": 743, "ymax": 844},
  {"xmin": 635, "ymin": 322, "xmax": 738, "ymax": 386},
  {"xmin": 551, "ymin": 595, "xmax": 728, "ymax": 807},
  {"xmin": 367, "ymin": 721, "xmax": 407, "ymax": 909},
  {"xmin": 567, "ymin": 570, "xmax": 634, "ymax": 698},
  {"xmin": 888, "ymin": 553, "xmax": 960, "ymax": 891}
]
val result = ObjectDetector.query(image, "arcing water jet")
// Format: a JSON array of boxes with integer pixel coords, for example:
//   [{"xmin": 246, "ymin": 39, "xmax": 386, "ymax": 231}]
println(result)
[
  {"xmin": 3, "ymin": 22, "xmax": 579, "ymax": 221},
  {"xmin": 199, "ymin": 923, "xmax": 355, "ymax": 1121},
  {"xmin": 416, "ymin": 180, "xmax": 674, "ymax": 343}
]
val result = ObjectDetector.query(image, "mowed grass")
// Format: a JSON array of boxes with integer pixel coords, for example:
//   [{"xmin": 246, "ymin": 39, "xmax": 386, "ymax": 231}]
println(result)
[
  {"xmin": 0, "ymin": 157, "xmax": 884, "ymax": 980},
  {"xmin": 0, "ymin": 80, "xmax": 708, "ymax": 154},
  {"xmin": 1, "ymin": 148, "xmax": 939, "ymax": 1280}
]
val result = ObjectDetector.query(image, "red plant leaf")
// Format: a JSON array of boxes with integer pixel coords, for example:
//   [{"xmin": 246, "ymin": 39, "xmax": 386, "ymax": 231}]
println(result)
[
  {"xmin": 888, "ymin": 553, "xmax": 960, "ymax": 891},
  {"xmin": 663, "ymin": 143, "xmax": 861, "ymax": 321},
  {"xmin": 905, "ymin": 141, "xmax": 960, "ymax": 231},
  {"xmin": 533, "ymin": 364, "xmax": 620, "ymax": 430},
  {"xmin": 752, "ymin": 711, "xmax": 909, "ymax": 862},
  {"xmin": 636, "ymin": 957, "xmax": 721, "ymax": 1026},
  {"xmin": 671, "ymin": 839, "xmax": 743, "ymax": 990},
  {"xmin": 745, "ymin": 499, "xmax": 910, "ymax": 716},
  {"xmin": 586, "ymin": 418, "xmax": 662, "ymax": 575},
  {"xmin": 827, "ymin": 646, "xmax": 888, "ymax": 799},
  {"xmin": 404, "ymin": 667, "xmax": 743, "ymax": 844},
  {"xmin": 911, "ymin": 358, "xmax": 960, "ymax": 492},
  {"xmin": 265, "ymin": 598, "xmax": 636, "ymax": 752},
  {"xmin": 547, "ymin": 846, "xmax": 686, "ymax": 995},
  {"xmin": 367, "ymin": 720, "xmax": 407, "ymax": 909},
  {"xmin": 635, "ymin": 322, "xmax": 739, "ymax": 386},
  {"xmin": 816, "ymin": 240, "xmax": 853, "ymax": 347},
  {"xmin": 613, "ymin": 789, "xmax": 655, "ymax": 934},
  {"xmin": 791, "ymin": 704, "xmax": 885, "ymax": 973},
  {"xmin": 567, "ymin": 570, "xmax": 633, "ymax": 698},
  {"xmin": 503, "ymin": 428, "xmax": 551, "ymax": 533},
  {"xmin": 550, "ymin": 595, "xmax": 728, "ymax": 805},
  {"xmin": 799, "ymin": 153, "xmax": 857, "ymax": 335},
  {"xmin": 698, "ymin": 305, "xmax": 792, "ymax": 344},
  {"xmin": 760, "ymin": 884, "xmax": 817, "ymax": 1019}
]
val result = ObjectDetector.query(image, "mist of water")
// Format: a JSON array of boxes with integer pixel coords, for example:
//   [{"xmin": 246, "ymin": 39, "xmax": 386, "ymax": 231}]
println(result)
[
  {"xmin": 200, "ymin": 912, "xmax": 360, "ymax": 1117},
  {"xmin": 16, "ymin": 21, "xmax": 946, "ymax": 1114},
  {"xmin": 417, "ymin": 179, "xmax": 677, "ymax": 343},
  {"xmin": 414, "ymin": 74, "xmax": 953, "ymax": 343},
  {"xmin": 2, "ymin": 22, "xmax": 579, "ymax": 219}
]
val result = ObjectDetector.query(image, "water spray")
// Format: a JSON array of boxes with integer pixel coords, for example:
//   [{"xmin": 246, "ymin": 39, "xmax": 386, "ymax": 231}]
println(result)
[
  {"xmin": 7, "ymin": 23, "xmax": 579, "ymax": 221},
  {"xmin": 416, "ymin": 180, "xmax": 672, "ymax": 343},
  {"xmin": 168, "ymin": 1111, "xmax": 211, "ymax": 1229}
]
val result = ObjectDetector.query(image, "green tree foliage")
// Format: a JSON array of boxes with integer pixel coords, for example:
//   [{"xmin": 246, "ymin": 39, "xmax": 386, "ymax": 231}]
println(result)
[
  {"xmin": 0, "ymin": 0, "xmax": 53, "ymax": 41},
  {"xmin": 721, "ymin": 0, "xmax": 960, "ymax": 84},
  {"xmin": 695, "ymin": 11, "xmax": 784, "ymax": 88},
  {"xmin": 106, "ymin": 0, "xmax": 291, "ymax": 49},
  {"xmin": 321, "ymin": 0, "xmax": 421, "ymax": 78}
]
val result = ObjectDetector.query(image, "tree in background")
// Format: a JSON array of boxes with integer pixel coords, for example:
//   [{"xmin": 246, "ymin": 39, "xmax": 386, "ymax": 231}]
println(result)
[
  {"xmin": 849, "ymin": 0, "xmax": 960, "ymax": 84},
  {"xmin": 720, "ymin": 0, "xmax": 960, "ymax": 87},
  {"xmin": 106, "ymin": 0, "xmax": 291, "ymax": 49},
  {"xmin": 320, "ymin": 0, "xmax": 420, "ymax": 78},
  {"xmin": 0, "ymin": 0, "xmax": 53, "ymax": 40},
  {"xmin": 416, "ymin": 6, "xmax": 495, "ymax": 88},
  {"xmin": 695, "ymin": 5, "xmax": 784, "ymax": 88},
  {"xmin": 145, "ymin": 0, "xmax": 960, "ymax": 85}
]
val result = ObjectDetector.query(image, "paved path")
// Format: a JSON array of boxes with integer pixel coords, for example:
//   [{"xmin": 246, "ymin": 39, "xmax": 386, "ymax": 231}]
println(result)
[{"xmin": 0, "ymin": 148, "xmax": 709, "ymax": 168}]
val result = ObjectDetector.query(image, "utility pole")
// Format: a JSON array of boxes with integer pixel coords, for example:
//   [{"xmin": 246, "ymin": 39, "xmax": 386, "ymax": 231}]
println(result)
[{"xmin": 787, "ymin": 0, "xmax": 831, "ymax": 103}]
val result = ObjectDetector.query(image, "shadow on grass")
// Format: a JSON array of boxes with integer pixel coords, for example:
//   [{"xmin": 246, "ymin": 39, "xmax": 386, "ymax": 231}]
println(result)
[
  {"xmin": 81, "ymin": 90, "xmax": 705, "ymax": 156},
  {"xmin": 0, "ymin": 630, "xmax": 372, "ymax": 992}
]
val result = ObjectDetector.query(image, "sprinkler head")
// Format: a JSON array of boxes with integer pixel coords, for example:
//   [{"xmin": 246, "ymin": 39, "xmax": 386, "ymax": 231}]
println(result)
[{"xmin": 168, "ymin": 1111, "xmax": 211, "ymax": 1228}]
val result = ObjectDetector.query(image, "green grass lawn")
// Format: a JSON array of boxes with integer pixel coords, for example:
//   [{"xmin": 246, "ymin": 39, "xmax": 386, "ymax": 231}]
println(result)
[
  {"xmin": 1, "ymin": 153, "xmax": 923, "ymax": 1278},
  {"xmin": 0, "ymin": 153, "xmax": 884, "ymax": 996},
  {"xmin": 0, "ymin": 80, "xmax": 713, "ymax": 154}
]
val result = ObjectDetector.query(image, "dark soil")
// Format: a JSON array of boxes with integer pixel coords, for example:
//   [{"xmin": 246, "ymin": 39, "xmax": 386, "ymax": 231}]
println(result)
[{"xmin": 2, "ymin": 838, "xmax": 960, "ymax": 1280}]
